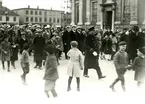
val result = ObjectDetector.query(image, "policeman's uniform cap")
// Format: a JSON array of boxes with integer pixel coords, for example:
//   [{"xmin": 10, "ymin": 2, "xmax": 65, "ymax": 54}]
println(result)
[{"xmin": 88, "ymin": 26, "xmax": 95, "ymax": 31}]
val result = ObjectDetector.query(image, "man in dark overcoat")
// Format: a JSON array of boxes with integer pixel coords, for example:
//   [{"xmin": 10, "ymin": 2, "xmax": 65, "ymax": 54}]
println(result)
[
  {"xmin": 69, "ymin": 25, "xmax": 77, "ymax": 42},
  {"xmin": 62, "ymin": 26, "xmax": 71, "ymax": 59},
  {"xmin": 33, "ymin": 29, "xmax": 45, "ymax": 69},
  {"xmin": 83, "ymin": 27, "xmax": 106, "ymax": 79}
]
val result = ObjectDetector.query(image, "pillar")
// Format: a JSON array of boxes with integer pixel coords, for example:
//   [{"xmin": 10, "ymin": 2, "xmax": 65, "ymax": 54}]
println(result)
[
  {"xmin": 130, "ymin": 0, "xmax": 138, "ymax": 25},
  {"xmin": 143, "ymin": 8, "xmax": 145, "ymax": 24},
  {"xmin": 70, "ymin": 0, "xmax": 75, "ymax": 25},
  {"xmin": 112, "ymin": 9, "xmax": 115, "ymax": 32},
  {"xmin": 85, "ymin": 0, "xmax": 91, "ymax": 25},
  {"xmin": 78, "ymin": 0, "xmax": 83, "ymax": 25}
]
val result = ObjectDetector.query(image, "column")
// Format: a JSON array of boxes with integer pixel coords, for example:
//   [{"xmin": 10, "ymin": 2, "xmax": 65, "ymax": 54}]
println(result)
[
  {"xmin": 130, "ymin": 0, "xmax": 138, "ymax": 25},
  {"xmin": 70, "ymin": 0, "xmax": 75, "ymax": 25},
  {"xmin": 100, "ymin": 7, "xmax": 103, "ymax": 29},
  {"xmin": 111, "ymin": 9, "xmax": 115, "ymax": 32},
  {"xmin": 143, "ymin": 8, "xmax": 145, "ymax": 24},
  {"xmin": 78, "ymin": 0, "xmax": 83, "ymax": 25},
  {"xmin": 85, "ymin": 0, "xmax": 91, "ymax": 25},
  {"xmin": 115, "ymin": 0, "xmax": 121, "ymax": 24}
]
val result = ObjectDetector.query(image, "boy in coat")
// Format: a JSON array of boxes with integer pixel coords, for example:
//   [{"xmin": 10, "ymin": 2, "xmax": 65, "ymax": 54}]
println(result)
[
  {"xmin": 43, "ymin": 45, "xmax": 59, "ymax": 98},
  {"xmin": 110, "ymin": 41, "xmax": 130, "ymax": 92},
  {"xmin": 67, "ymin": 41, "xmax": 83, "ymax": 91},
  {"xmin": 132, "ymin": 47, "xmax": 145, "ymax": 88}
]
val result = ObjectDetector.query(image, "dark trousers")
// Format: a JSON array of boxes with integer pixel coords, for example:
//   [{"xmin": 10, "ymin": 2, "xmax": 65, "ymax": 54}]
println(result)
[
  {"xmin": 36, "ymin": 60, "xmax": 42, "ymax": 67},
  {"xmin": 83, "ymin": 57, "xmax": 102, "ymax": 78}
]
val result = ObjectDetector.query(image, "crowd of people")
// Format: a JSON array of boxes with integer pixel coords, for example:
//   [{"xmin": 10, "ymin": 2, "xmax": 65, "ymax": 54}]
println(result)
[{"xmin": 0, "ymin": 23, "xmax": 145, "ymax": 97}]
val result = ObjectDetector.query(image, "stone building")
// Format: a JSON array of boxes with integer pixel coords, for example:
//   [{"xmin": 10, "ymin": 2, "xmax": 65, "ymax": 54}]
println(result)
[
  {"xmin": 70, "ymin": 0, "xmax": 145, "ymax": 31},
  {"xmin": 12, "ymin": 6, "xmax": 65, "ymax": 26},
  {"xmin": 0, "ymin": 0, "xmax": 19, "ymax": 24}
]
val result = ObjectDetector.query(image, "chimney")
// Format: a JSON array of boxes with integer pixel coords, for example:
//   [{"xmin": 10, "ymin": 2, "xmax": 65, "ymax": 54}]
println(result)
[
  {"xmin": 28, "ymin": 5, "xmax": 30, "ymax": 8},
  {"xmin": 37, "ymin": 6, "xmax": 39, "ymax": 9},
  {"xmin": 0, "ymin": 0, "xmax": 2, "ymax": 7}
]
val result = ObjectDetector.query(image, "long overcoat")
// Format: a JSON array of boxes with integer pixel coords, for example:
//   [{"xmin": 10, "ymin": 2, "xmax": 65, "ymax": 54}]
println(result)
[
  {"xmin": 84, "ymin": 33, "xmax": 99, "ymax": 69},
  {"xmin": 33, "ymin": 36, "xmax": 45, "ymax": 61}
]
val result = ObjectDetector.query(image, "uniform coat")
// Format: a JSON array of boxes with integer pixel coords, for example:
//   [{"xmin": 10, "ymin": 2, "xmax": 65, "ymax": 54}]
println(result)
[
  {"xmin": 84, "ymin": 34, "xmax": 99, "ymax": 69},
  {"xmin": 67, "ymin": 48, "xmax": 83, "ymax": 77},
  {"xmin": 132, "ymin": 56, "xmax": 145, "ymax": 82}
]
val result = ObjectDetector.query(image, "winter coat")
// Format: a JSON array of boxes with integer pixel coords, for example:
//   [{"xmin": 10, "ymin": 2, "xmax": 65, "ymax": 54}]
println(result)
[
  {"xmin": 33, "ymin": 36, "xmax": 45, "ymax": 61},
  {"xmin": 132, "ymin": 56, "xmax": 145, "ymax": 82},
  {"xmin": 67, "ymin": 48, "xmax": 83, "ymax": 77},
  {"xmin": 43, "ymin": 54, "xmax": 59, "ymax": 80}
]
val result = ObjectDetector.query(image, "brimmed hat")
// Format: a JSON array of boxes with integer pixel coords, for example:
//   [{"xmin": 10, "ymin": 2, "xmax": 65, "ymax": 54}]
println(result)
[
  {"xmin": 35, "ymin": 29, "xmax": 42, "ymax": 33},
  {"xmin": 138, "ymin": 47, "xmax": 145, "ymax": 55},
  {"xmin": 119, "ymin": 41, "xmax": 126, "ymax": 46},
  {"xmin": 45, "ymin": 25, "xmax": 50, "ymax": 29}
]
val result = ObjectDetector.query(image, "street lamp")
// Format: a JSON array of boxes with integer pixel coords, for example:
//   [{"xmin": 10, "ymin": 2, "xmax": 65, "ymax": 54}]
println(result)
[{"xmin": 5, "ymin": 9, "xmax": 8, "ymax": 25}]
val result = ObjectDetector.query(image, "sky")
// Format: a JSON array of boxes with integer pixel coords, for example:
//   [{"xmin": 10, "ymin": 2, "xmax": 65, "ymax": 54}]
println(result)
[{"xmin": 2, "ymin": 0, "xmax": 69, "ymax": 11}]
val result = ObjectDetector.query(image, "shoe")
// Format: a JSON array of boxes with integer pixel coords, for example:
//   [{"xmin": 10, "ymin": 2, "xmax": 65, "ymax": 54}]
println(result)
[
  {"xmin": 77, "ymin": 87, "xmax": 80, "ymax": 91},
  {"xmin": 21, "ymin": 75, "xmax": 24, "ymax": 82},
  {"xmin": 34, "ymin": 66, "xmax": 37, "ymax": 68},
  {"xmin": 99, "ymin": 76, "xmax": 106, "ymax": 79},
  {"xmin": 67, "ymin": 87, "xmax": 71, "ymax": 91},
  {"xmin": 110, "ymin": 85, "xmax": 116, "ymax": 92},
  {"xmin": 23, "ymin": 82, "xmax": 28, "ymax": 86},
  {"xmin": 7, "ymin": 69, "xmax": 10, "ymax": 72},
  {"xmin": 83, "ymin": 75, "xmax": 89, "ymax": 78},
  {"xmin": 38, "ymin": 67, "xmax": 43, "ymax": 70}
]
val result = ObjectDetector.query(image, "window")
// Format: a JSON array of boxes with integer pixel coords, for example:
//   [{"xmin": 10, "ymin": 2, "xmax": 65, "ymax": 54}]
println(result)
[
  {"xmin": 0, "ymin": 16, "xmax": 2, "ymax": 21},
  {"xmin": 13, "ymin": 17, "xmax": 16, "ymax": 21},
  {"xmin": 26, "ymin": 17, "xmax": 29, "ymax": 22},
  {"xmin": 92, "ymin": 2, "xmax": 97, "ymax": 24},
  {"xmin": 124, "ymin": 0, "xmax": 131, "ymax": 24},
  {"xmin": 35, "ymin": 11, "xmax": 37, "ymax": 15},
  {"xmin": 44, "ymin": 18, "xmax": 47, "ymax": 22},
  {"xmin": 6, "ymin": 17, "xmax": 9, "ymax": 21},
  {"xmin": 49, "ymin": 18, "xmax": 52, "ymax": 23},
  {"xmin": 57, "ymin": 18, "xmax": 59, "ymax": 23},
  {"xmin": 39, "ymin": 17, "xmax": 42, "ymax": 22},
  {"xmin": 39, "ymin": 11, "xmax": 42, "ymax": 15},
  {"xmin": 31, "ymin": 11, "xmax": 33, "ymax": 15},
  {"xmin": 31, "ymin": 17, "xmax": 33, "ymax": 22},
  {"xmin": 53, "ymin": 18, "xmax": 55, "ymax": 23},
  {"xmin": 26, "ymin": 10, "xmax": 29, "ymax": 14},
  {"xmin": 44, "ymin": 11, "xmax": 47, "ymax": 15},
  {"xmin": 35, "ymin": 17, "xmax": 38, "ymax": 22}
]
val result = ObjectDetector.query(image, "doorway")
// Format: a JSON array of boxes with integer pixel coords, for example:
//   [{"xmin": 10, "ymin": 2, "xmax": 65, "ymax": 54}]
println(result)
[{"xmin": 106, "ymin": 11, "xmax": 112, "ymax": 30}]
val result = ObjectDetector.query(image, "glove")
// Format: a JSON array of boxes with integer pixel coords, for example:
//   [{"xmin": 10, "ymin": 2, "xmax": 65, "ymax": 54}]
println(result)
[{"xmin": 93, "ymin": 51, "xmax": 97, "ymax": 56}]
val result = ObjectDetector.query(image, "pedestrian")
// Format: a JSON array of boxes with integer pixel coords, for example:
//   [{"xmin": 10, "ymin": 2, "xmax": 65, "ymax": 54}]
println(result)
[
  {"xmin": 0, "ymin": 36, "xmax": 11, "ymax": 72},
  {"xmin": 67, "ymin": 41, "xmax": 83, "ymax": 91},
  {"xmin": 83, "ymin": 26, "xmax": 106, "ymax": 79},
  {"xmin": 132, "ymin": 47, "xmax": 145, "ymax": 88},
  {"xmin": 20, "ymin": 43, "xmax": 30, "ymax": 85},
  {"xmin": 110, "ymin": 41, "xmax": 130, "ymax": 92},
  {"xmin": 43, "ymin": 44, "xmax": 59, "ymax": 98},
  {"xmin": 9, "ymin": 34, "xmax": 19, "ymax": 69},
  {"xmin": 33, "ymin": 29, "xmax": 45, "ymax": 70}
]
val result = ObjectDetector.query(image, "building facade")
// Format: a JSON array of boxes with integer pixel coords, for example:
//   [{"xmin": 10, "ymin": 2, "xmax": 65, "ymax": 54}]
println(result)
[
  {"xmin": 12, "ymin": 6, "xmax": 65, "ymax": 26},
  {"xmin": 70, "ymin": 0, "xmax": 145, "ymax": 31},
  {"xmin": 0, "ymin": 0, "xmax": 19, "ymax": 24}
]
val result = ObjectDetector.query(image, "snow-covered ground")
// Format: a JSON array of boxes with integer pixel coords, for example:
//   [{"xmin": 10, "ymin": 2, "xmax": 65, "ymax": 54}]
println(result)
[{"xmin": 0, "ymin": 54, "xmax": 144, "ymax": 104}]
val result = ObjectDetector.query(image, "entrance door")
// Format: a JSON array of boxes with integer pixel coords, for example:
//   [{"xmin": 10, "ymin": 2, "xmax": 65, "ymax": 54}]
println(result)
[{"xmin": 106, "ymin": 11, "xmax": 112, "ymax": 30}]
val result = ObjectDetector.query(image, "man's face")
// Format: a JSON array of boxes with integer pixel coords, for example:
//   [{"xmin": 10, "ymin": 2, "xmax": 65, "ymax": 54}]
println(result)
[{"xmin": 72, "ymin": 27, "xmax": 76, "ymax": 31}]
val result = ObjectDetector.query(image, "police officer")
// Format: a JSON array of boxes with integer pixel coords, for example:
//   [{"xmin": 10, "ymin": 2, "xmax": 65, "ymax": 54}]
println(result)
[{"xmin": 83, "ymin": 26, "xmax": 106, "ymax": 79}]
